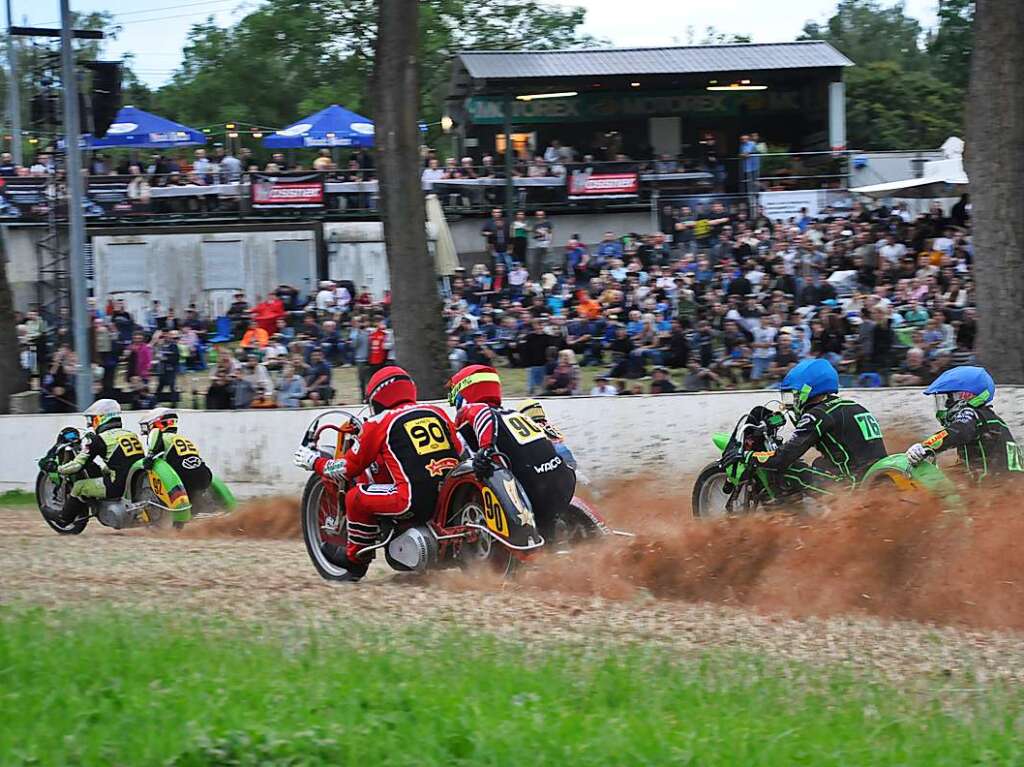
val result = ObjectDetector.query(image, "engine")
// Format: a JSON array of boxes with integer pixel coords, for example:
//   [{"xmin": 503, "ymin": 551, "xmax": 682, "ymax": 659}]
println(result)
[
  {"xmin": 94, "ymin": 500, "xmax": 134, "ymax": 529},
  {"xmin": 386, "ymin": 526, "xmax": 438, "ymax": 573}
]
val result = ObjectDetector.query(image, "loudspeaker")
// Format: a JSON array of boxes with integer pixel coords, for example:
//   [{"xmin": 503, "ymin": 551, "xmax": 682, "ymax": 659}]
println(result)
[{"xmin": 84, "ymin": 61, "xmax": 122, "ymax": 139}]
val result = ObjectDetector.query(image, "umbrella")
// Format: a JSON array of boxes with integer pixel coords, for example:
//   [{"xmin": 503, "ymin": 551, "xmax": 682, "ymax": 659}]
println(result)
[
  {"xmin": 263, "ymin": 104, "xmax": 376, "ymax": 149},
  {"xmin": 81, "ymin": 105, "xmax": 206, "ymax": 149}
]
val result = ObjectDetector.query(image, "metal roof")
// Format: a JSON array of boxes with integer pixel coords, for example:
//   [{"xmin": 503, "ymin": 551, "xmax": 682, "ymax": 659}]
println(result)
[{"xmin": 457, "ymin": 41, "xmax": 853, "ymax": 80}]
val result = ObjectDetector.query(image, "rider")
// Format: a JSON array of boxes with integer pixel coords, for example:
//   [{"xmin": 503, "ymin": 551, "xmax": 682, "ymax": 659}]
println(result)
[
  {"xmin": 57, "ymin": 399, "xmax": 146, "ymax": 501},
  {"xmin": 905, "ymin": 365, "xmax": 1023, "ymax": 482},
  {"xmin": 139, "ymin": 408, "xmax": 213, "ymax": 498},
  {"xmin": 448, "ymin": 365, "xmax": 575, "ymax": 539},
  {"xmin": 756, "ymin": 358, "xmax": 889, "ymax": 492},
  {"xmin": 292, "ymin": 365, "xmax": 462, "ymax": 581},
  {"xmin": 519, "ymin": 399, "xmax": 577, "ymax": 470}
]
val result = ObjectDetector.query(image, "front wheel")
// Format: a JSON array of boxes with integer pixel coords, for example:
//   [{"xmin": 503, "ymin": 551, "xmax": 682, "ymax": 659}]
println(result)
[
  {"xmin": 35, "ymin": 471, "xmax": 88, "ymax": 535},
  {"xmin": 300, "ymin": 473, "xmax": 353, "ymax": 581},
  {"xmin": 449, "ymin": 488, "xmax": 518, "ymax": 578},
  {"xmin": 691, "ymin": 463, "xmax": 735, "ymax": 519}
]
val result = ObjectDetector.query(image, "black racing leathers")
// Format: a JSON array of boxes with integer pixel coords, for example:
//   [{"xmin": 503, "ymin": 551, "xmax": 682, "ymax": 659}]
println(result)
[
  {"xmin": 456, "ymin": 403, "xmax": 576, "ymax": 539},
  {"xmin": 148, "ymin": 430, "xmax": 213, "ymax": 498},
  {"xmin": 762, "ymin": 396, "xmax": 889, "ymax": 487},
  {"xmin": 923, "ymin": 403, "xmax": 1023, "ymax": 481}
]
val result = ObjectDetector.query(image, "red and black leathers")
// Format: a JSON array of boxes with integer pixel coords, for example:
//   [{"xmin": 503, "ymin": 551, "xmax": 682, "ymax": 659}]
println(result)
[
  {"xmin": 313, "ymin": 402, "xmax": 462, "ymax": 561},
  {"xmin": 456, "ymin": 402, "xmax": 575, "ymax": 539}
]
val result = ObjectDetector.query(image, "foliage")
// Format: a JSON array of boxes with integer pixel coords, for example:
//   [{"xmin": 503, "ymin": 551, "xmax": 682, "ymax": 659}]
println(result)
[
  {"xmin": 800, "ymin": 0, "xmax": 973, "ymax": 150},
  {"xmin": 150, "ymin": 0, "xmax": 596, "ymax": 145},
  {"xmin": 2, "ymin": 606, "xmax": 1023, "ymax": 765}
]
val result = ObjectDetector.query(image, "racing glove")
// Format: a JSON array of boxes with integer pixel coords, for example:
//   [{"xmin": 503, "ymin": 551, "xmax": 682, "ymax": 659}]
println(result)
[
  {"xmin": 905, "ymin": 443, "xmax": 931, "ymax": 466},
  {"xmin": 472, "ymin": 448, "xmax": 496, "ymax": 480},
  {"xmin": 142, "ymin": 456, "xmax": 155, "ymax": 471},
  {"xmin": 293, "ymin": 446, "xmax": 319, "ymax": 471}
]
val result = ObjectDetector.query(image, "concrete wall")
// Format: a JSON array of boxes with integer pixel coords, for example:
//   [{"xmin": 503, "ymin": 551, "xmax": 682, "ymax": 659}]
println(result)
[
  {"xmin": 3, "ymin": 226, "xmax": 49, "ymax": 311},
  {"xmin": 323, "ymin": 222, "xmax": 438, "ymax": 300},
  {"xmin": 5, "ymin": 387, "xmax": 1023, "ymax": 498}
]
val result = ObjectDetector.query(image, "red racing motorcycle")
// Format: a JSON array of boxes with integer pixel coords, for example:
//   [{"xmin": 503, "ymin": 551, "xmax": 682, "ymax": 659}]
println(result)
[{"xmin": 298, "ymin": 410, "xmax": 610, "ymax": 581}]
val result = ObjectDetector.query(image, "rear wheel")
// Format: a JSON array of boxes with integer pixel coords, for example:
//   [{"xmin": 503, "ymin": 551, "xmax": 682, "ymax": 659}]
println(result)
[
  {"xmin": 35, "ymin": 471, "xmax": 88, "ymax": 535},
  {"xmin": 450, "ymin": 488, "xmax": 518, "ymax": 578},
  {"xmin": 551, "ymin": 501, "xmax": 608, "ymax": 550},
  {"xmin": 691, "ymin": 463, "xmax": 734, "ymax": 519},
  {"xmin": 300, "ymin": 473, "xmax": 353, "ymax": 581}
]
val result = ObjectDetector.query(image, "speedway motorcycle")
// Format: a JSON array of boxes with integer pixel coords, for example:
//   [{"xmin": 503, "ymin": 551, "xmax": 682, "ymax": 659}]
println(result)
[
  {"xmin": 691, "ymin": 403, "xmax": 960, "ymax": 518},
  {"xmin": 35, "ymin": 430, "xmax": 236, "ymax": 534},
  {"xmin": 299, "ymin": 410, "xmax": 610, "ymax": 582}
]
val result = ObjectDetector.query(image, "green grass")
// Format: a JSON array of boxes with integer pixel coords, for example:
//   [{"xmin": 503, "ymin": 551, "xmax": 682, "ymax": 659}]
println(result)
[
  {"xmin": 1, "ymin": 607, "xmax": 1021, "ymax": 766},
  {"xmin": 0, "ymin": 489, "xmax": 35, "ymax": 506}
]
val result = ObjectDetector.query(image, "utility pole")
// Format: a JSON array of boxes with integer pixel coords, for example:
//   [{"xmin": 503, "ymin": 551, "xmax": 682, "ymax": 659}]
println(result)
[
  {"xmin": 5, "ymin": 0, "xmax": 20, "ymax": 164},
  {"xmin": 59, "ymin": 0, "xmax": 90, "ymax": 409}
]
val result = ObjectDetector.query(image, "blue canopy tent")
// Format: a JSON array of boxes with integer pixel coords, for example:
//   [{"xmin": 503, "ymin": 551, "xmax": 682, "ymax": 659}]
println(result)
[
  {"xmin": 80, "ymin": 105, "xmax": 206, "ymax": 149},
  {"xmin": 263, "ymin": 104, "xmax": 377, "ymax": 149}
]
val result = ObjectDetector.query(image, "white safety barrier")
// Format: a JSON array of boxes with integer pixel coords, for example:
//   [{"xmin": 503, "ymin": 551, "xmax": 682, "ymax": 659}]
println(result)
[{"xmin": 4, "ymin": 388, "xmax": 1023, "ymax": 497}]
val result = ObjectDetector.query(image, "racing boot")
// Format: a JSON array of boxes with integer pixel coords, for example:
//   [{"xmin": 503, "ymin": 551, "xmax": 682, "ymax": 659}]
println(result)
[{"xmin": 319, "ymin": 542, "xmax": 371, "ymax": 581}]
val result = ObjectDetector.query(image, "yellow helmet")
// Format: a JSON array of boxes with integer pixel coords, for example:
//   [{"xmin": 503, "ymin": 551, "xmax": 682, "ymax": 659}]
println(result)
[{"xmin": 519, "ymin": 398, "xmax": 547, "ymax": 424}]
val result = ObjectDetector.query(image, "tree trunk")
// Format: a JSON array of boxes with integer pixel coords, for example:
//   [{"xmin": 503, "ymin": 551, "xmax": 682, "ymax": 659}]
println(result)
[
  {"xmin": 967, "ymin": 0, "xmax": 1024, "ymax": 382},
  {"xmin": 0, "ymin": 234, "xmax": 27, "ymax": 413},
  {"xmin": 374, "ymin": 0, "xmax": 448, "ymax": 400}
]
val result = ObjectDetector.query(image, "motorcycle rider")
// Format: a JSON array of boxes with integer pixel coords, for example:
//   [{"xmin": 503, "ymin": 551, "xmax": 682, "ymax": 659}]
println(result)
[
  {"xmin": 518, "ymin": 398, "xmax": 577, "ymax": 470},
  {"xmin": 448, "ymin": 365, "xmax": 575, "ymax": 539},
  {"xmin": 905, "ymin": 365, "xmax": 1022, "ymax": 482},
  {"xmin": 292, "ymin": 365, "xmax": 462, "ymax": 581},
  {"xmin": 139, "ymin": 408, "xmax": 213, "ymax": 498},
  {"xmin": 756, "ymin": 358, "xmax": 889, "ymax": 492},
  {"xmin": 57, "ymin": 399, "xmax": 146, "ymax": 501}
]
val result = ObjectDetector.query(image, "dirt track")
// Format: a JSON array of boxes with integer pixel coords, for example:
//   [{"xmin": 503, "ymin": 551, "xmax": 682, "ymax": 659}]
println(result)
[{"xmin": 5, "ymin": 502, "xmax": 1024, "ymax": 687}]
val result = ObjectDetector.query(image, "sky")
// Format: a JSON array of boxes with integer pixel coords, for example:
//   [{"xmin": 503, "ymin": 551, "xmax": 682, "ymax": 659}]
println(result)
[{"xmin": 8, "ymin": 0, "xmax": 941, "ymax": 89}]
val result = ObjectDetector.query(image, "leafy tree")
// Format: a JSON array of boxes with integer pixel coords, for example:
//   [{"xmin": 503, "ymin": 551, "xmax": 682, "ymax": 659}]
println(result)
[
  {"xmin": 800, "ymin": 0, "xmax": 927, "ymax": 69},
  {"xmin": 927, "ymin": 0, "xmax": 975, "ymax": 90},
  {"xmin": 151, "ymin": 0, "xmax": 596, "ymax": 142}
]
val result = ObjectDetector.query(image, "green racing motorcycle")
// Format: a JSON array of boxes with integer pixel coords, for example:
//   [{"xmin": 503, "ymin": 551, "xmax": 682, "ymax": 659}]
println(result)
[{"xmin": 691, "ymin": 403, "xmax": 960, "ymax": 518}]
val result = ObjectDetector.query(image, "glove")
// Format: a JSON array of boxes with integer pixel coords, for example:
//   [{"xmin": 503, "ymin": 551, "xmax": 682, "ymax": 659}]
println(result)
[
  {"xmin": 38, "ymin": 456, "xmax": 56, "ymax": 473},
  {"xmin": 142, "ymin": 456, "xmax": 155, "ymax": 471},
  {"xmin": 293, "ymin": 446, "xmax": 319, "ymax": 471},
  {"xmin": 472, "ymin": 449, "xmax": 495, "ymax": 480},
  {"xmin": 905, "ymin": 443, "xmax": 930, "ymax": 466}
]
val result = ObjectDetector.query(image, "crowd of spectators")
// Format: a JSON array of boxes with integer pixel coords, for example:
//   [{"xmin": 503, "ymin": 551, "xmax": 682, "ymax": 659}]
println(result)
[
  {"xmin": 17, "ymin": 282, "xmax": 395, "ymax": 413},
  {"xmin": 16, "ymin": 191, "xmax": 974, "ymax": 410},
  {"xmin": 445, "ymin": 193, "xmax": 975, "ymax": 396}
]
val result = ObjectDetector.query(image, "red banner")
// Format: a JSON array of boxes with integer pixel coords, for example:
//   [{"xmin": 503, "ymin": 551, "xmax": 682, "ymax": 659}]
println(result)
[
  {"xmin": 251, "ymin": 172, "xmax": 325, "ymax": 208},
  {"xmin": 567, "ymin": 168, "xmax": 639, "ymax": 199}
]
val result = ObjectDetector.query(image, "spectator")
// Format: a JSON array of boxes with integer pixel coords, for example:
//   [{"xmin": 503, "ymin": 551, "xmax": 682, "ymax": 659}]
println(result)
[
  {"xmin": 127, "ymin": 331, "xmax": 153, "ymax": 382},
  {"xmin": 305, "ymin": 349, "xmax": 334, "ymax": 404},
  {"xmin": 447, "ymin": 334, "xmax": 468, "ymax": 373},
  {"xmin": 532, "ymin": 210, "xmax": 554, "ymax": 276},
  {"xmin": 649, "ymin": 366, "xmax": 677, "ymax": 394},
  {"xmin": 590, "ymin": 375, "xmax": 618, "ymax": 396},
  {"xmin": 275, "ymin": 362, "xmax": 307, "ymax": 408},
  {"xmin": 240, "ymin": 318, "xmax": 270, "ymax": 351},
  {"xmin": 545, "ymin": 349, "xmax": 580, "ymax": 396}
]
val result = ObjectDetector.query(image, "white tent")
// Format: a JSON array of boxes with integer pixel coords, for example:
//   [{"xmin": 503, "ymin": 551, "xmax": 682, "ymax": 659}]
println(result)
[{"xmin": 850, "ymin": 137, "xmax": 968, "ymax": 199}]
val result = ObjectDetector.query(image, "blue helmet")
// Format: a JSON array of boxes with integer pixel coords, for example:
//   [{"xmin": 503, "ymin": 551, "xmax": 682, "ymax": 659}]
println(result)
[
  {"xmin": 780, "ymin": 358, "xmax": 839, "ymax": 414},
  {"xmin": 924, "ymin": 366, "xmax": 995, "ymax": 407}
]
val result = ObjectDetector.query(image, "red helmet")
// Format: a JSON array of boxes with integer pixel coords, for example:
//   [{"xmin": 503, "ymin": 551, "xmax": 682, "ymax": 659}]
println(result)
[
  {"xmin": 448, "ymin": 365, "xmax": 502, "ymax": 409},
  {"xmin": 365, "ymin": 365, "xmax": 417, "ymax": 414}
]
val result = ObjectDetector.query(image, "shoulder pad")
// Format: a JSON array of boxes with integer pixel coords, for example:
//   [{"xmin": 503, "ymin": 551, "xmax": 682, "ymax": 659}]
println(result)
[{"xmin": 795, "ymin": 412, "xmax": 819, "ymax": 430}]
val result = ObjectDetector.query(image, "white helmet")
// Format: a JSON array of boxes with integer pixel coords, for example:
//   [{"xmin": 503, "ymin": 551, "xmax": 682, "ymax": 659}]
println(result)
[
  {"xmin": 140, "ymin": 407, "xmax": 178, "ymax": 435},
  {"xmin": 84, "ymin": 398, "xmax": 122, "ymax": 431}
]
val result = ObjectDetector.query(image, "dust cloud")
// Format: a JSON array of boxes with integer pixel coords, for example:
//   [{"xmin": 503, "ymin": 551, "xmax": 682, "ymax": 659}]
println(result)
[{"xmin": 177, "ymin": 497, "xmax": 301, "ymax": 539}]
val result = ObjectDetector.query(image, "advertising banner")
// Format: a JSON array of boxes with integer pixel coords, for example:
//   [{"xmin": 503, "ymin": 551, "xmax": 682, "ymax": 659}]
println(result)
[
  {"xmin": 251, "ymin": 172, "xmax": 325, "ymax": 209},
  {"xmin": 758, "ymin": 190, "xmax": 823, "ymax": 222},
  {"xmin": 567, "ymin": 166, "xmax": 639, "ymax": 199}
]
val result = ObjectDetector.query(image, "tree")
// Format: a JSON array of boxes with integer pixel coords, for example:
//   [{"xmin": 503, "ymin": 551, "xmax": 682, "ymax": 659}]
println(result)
[
  {"xmin": 844, "ymin": 62, "xmax": 962, "ymax": 149},
  {"xmin": 927, "ymin": 0, "xmax": 975, "ymax": 90},
  {"xmin": 800, "ymin": 0, "xmax": 927, "ymax": 70},
  {"xmin": 966, "ymin": 0, "xmax": 1024, "ymax": 383},
  {"xmin": 374, "ymin": 0, "xmax": 448, "ymax": 399}
]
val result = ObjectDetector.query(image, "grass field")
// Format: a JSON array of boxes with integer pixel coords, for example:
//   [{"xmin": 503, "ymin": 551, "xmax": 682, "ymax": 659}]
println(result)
[{"xmin": 1, "ymin": 607, "xmax": 1021, "ymax": 766}]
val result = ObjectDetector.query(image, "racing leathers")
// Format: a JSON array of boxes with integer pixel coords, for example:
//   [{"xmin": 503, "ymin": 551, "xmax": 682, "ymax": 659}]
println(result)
[
  {"xmin": 312, "ymin": 402, "xmax": 462, "ymax": 562},
  {"xmin": 146, "ymin": 430, "xmax": 213, "ymax": 498},
  {"xmin": 758, "ymin": 396, "xmax": 888, "ymax": 492},
  {"xmin": 456, "ymin": 403, "xmax": 575, "ymax": 539},
  {"xmin": 920, "ymin": 402, "xmax": 1023, "ymax": 482},
  {"xmin": 58, "ymin": 423, "xmax": 145, "ymax": 500}
]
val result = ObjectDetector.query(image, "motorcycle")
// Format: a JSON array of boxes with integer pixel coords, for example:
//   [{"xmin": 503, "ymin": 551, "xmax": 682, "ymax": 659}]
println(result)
[
  {"xmin": 691, "ymin": 403, "xmax": 960, "ymax": 518},
  {"xmin": 35, "ymin": 431, "xmax": 236, "ymax": 534},
  {"xmin": 298, "ymin": 410, "xmax": 610, "ymax": 582}
]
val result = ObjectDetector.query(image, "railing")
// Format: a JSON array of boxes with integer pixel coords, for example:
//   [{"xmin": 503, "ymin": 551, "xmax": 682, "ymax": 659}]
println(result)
[{"xmin": 0, "ymin": 152, "xmax": 859, "ymax": 223}]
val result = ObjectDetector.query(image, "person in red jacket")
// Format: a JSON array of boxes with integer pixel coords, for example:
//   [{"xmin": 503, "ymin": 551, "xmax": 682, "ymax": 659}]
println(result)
[
  {"xmin": 448, "ymin": 364, "xmax": 575, "ymax": 541},
  {"xmin": 293, "ymin": 365, "xmax": 462, "ymax": 581}
]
